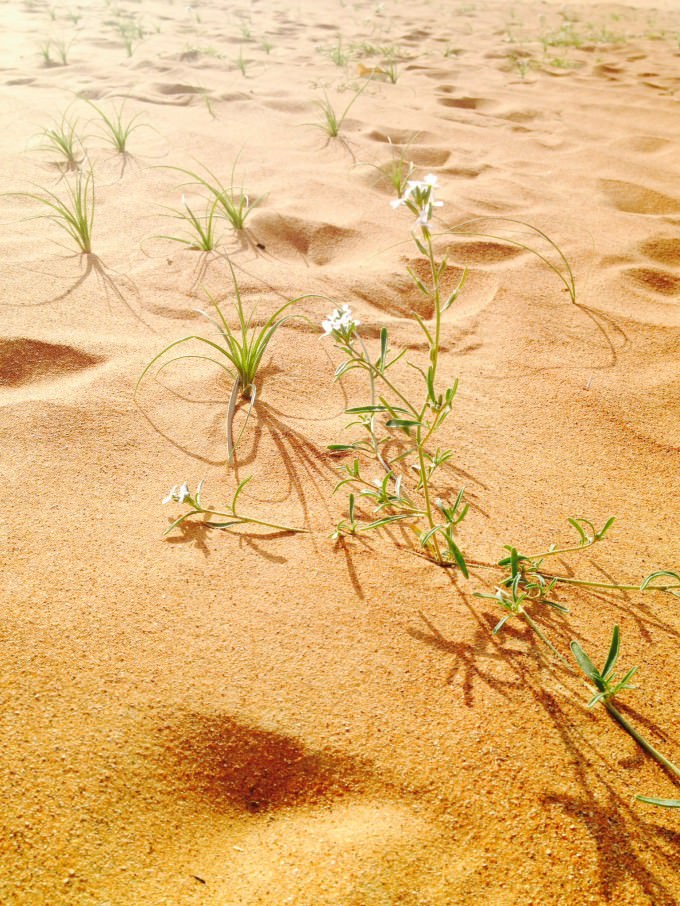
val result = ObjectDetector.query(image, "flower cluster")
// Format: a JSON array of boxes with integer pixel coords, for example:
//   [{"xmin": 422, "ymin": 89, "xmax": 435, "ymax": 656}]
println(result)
[
  {"xmin": 321, "ymin": 304, "xmax": 360, "ymax": 338},
  {"xmin": 390, "ymin": 173, "xmax": 443, "ymax": 229},
  {"xmin": 162, "ymin": 482, "xmax": 191, "ymax": 505}
]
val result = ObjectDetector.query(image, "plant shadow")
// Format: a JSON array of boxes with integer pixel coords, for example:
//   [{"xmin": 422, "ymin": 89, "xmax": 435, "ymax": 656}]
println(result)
[{"xmin": 411, "ymin": 587, "xmax": 680, "ymax": 903}]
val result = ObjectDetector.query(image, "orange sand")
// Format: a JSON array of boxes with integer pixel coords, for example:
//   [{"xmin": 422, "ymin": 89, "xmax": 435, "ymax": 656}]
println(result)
[{"xmin": 1, "ymin": 0, "xmax": 679, "ymax": 903}]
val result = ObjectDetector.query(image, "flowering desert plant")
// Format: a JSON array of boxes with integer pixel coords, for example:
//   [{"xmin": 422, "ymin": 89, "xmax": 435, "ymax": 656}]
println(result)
[
  {"xmin": 161, "ymin": 479, "xmax": 307, "ymax": 536},
  {"xmin": 326, "ymin": 174, "xmax": 469, "ymax": 570},
  {"xmin": 322, "ymin": 175, "xmax": 679, "ymax": 811}
]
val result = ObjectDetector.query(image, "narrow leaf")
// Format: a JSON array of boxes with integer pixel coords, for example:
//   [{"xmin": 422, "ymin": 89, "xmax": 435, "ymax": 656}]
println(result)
[
  {"xmin": 602, "ymin": 625, "xmax": 620, "ymax": 680},
  {"xmin": 635, "ymin": 796, "xmax": 680, "ymax": 808},
  {"xmin": 570, "ymin": 640, "xmax": 599, "ymax": 682}
]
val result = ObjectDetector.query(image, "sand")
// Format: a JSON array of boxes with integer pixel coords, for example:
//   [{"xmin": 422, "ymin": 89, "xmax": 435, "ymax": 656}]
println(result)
[{"xmin": 1, "ymin": 0, "xmax": 679, "ymax": 903}]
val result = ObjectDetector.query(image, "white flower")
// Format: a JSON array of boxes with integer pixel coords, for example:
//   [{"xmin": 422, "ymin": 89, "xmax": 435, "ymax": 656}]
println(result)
[
  {"xmin": 322, "ymin": 304, "xmax": 360, "ymax": 337},
  {"xmin": 162, "ymin": 482, "xmax": 191, "ymax": 504},
  {"xmin": 416, "ymin": 208, "xmax": 431, "ymax": 227},
  {"xmin": 162, "ymin": 485, "xmax": 178, "ymax": 505},
  {"xmin": 391, "ymin": 173, "xmax": 444, "ymax": 229}
]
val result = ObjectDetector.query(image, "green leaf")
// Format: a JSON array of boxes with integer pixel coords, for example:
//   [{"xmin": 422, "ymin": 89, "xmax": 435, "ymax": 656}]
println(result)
[
  {"xmin": 163, "ymin": 509, "xmax": 199, "ymax": 536},
  {"xmin": 335, "ymin": 360, "xmax": 360, "ymax": 380},
  {"xmin": 493, "ymin": 614, "xmax": 512, "ymax": 635},
  {"xmin": 635, "ymin": 796, "xmax": 680, "ymax": 808},
  {"xmin": 327, "ymin": 443, "xmax": 362, "ymax": 452},
  {"xmin": 364, "ymin": 513, "xmax": 416, "ymax": 530},
  {"xmin": 204, "ymin": 519, "xmax": 242, "ymax": 529},
  {"xmin": 616, "ymin": 665, "xmax": 638, "ymax": 691},
  {"xmin": 570, "ymin": 640, "xmax": 599, "ymax": 682},
  {"xmin": 231, "ymin": 475, "xmax": 252, "ymax": 513},
  {"xmin": 386, "ymin": 418, "xmax": 422, "ymax": 429},
  {"xmin": 419, "ymin": 526, "xmax": 440, "ymax": 547},
  {"xmin": 406, "ymin": 266, "xmax": 430, "ymax": 297},
  {"xmin": 602, "ymin": 625, "xmax": 620, "ymax": 680},
  {"xmin": 596, "ymin": 516, "xmax": 616, "ymax": 540},
  {"xmin": 587, "ymin": 691, "xmax": 607, "ymax": 709},
  {"xmin": 449, "ymin": 541, "xmax": 469, "ymax": 578},
  {"xmin": 426, "ymin": 366, "xmax": 436, "ymax": 403},
  {"xmin": 640, "ymin": 569, "xmax": 680, "ymax": 591},
  {"xmin": 567, "ymin": 517, "xmax": 588, "ymax": 544},
  {"xmin": 379, "ymin": 327, "xmax": 388, "ymax": 368},
  {"xmin": 544, "ymin": 599, "xmax": 570, "ymax": 613},
  {"xmin": 412, "ymin": 312, "xmax": 434, "ymax": 347},
  {"xmin": 344, "ymin": 405, "xmax": 391, "ymax": 414}
]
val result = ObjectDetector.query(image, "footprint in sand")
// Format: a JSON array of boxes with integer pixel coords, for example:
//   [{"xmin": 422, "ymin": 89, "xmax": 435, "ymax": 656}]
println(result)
[
  {"xmin": 599, "ymin": 179, "xmax": 680, "ymax": 215},
  {"xmin": 639, "ymin": 237, "xmax": 680, "ymax": 266},
  {"xmin": 250, "ymin": 213, "xmax": 362, "ymax": 266},
  {"xmin": 367, "ymin": 127, "xmax": 438, "ymax": 146},
  {"xmin": 365, "ymin": 129, "xmax": 450, "ymax": 167},
  {"xmin": 442, "ymin": 164, "xmax": 489, "ymax": 179},
  {"xmin": 445, "ymin": 239, "xmax": 526, "ymax": 267},
  {"xmin": 623, "ymin": 267, "xmax": 680, "ymax": 297},
  {"xmin": 437, "ymin": 96, "xmax": 484, "ymax": 110},
  {"xmin": 611, "ymin": 135, "xmax": 675, "ymax": 154},
  {"xmin": 351, "ymin": 263, "xmax": 497, "ymax": 327},
  {"xmin": 592, "ymin": 63, "xmax": 624, "ymax": 80},
  {"xmin": 0, "ymin": 338, "xmax": 104, "ymax": 389}
]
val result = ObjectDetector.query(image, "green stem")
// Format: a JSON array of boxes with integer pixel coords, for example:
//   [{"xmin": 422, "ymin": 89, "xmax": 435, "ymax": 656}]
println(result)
[
  {"xmin": 524, "ymin": 541, "xmax": 598, "ymax": 561},
  {"xmin": 416, "ymin": 437, "xmax": 442, "ymax": 563},
  {"xmin": 424, "ymin": 229, "xmax": 441, "ymax": 380},
  {"xmin": 356, "ymin": 333, "xmax": 391, "ymax": 474},
  {"xmin": 522, "ymin": 611, "xmax": 570, "ymax": 666},
  {"xmin": 546, "ymin": 575, "xmax": 678, "ymax": 594},
  {"xmin": 371, "ymin": 365, "xmax": 420, "ymax": 417},
  {"xmin": 605, "ymin": 702, "xmax": 680, "ymax": 780},
  {"xmin": 226, "ymin": 376, "xmax": 241, "ymax": 465},
  {"xmin": 201, "ymin": 507, "xmax": 308, "ymax": 534},
  {"xmin": 414, "ymin": 229, "xmax": 443, "ymax": 564}
]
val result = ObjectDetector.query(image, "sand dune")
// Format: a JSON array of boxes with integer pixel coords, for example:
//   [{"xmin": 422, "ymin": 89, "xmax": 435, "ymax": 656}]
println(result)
[{"xmin": 1, "ymin": 0, "xmax": 679, "ymax": 903}]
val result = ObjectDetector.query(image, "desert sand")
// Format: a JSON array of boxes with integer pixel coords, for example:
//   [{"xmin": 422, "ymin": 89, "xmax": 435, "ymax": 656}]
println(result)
[{"xmin": 0, "ymin": 0, "xmax": 679, "ymax": 903}]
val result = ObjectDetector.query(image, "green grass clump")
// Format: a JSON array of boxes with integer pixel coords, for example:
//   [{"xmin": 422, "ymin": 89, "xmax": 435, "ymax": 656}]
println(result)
[
  {"xmin": 138, "ymin": 263, "xmax": 310, "ymax": 463},
  {"xmin": 87, "ymin": 101, "xmax": 145, "ymax": 154},
  {"xmin": 22, "ymin": 167, "xmax": 95, "ymax": 254},
  {"xmin": 159, "ymin": 194, "xmax": 221, "ymax": 251},
  {"xmin": 307, "ymin": 84, "xmax": 366, "ymax": 138},
  {"xmin": 322, "ymin": 39, "xmax": 350, "ymax": 67},
  {"xmin": 37, "ymin": 112, "xmax": 84, "ymax": 170},
  {"xmin": 39, "ymin": 37, "xmax": 71, "ymax": 65},
  {"xmin": 165, "ymin": 161, "xmax": 263, "ymax": 231}
]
